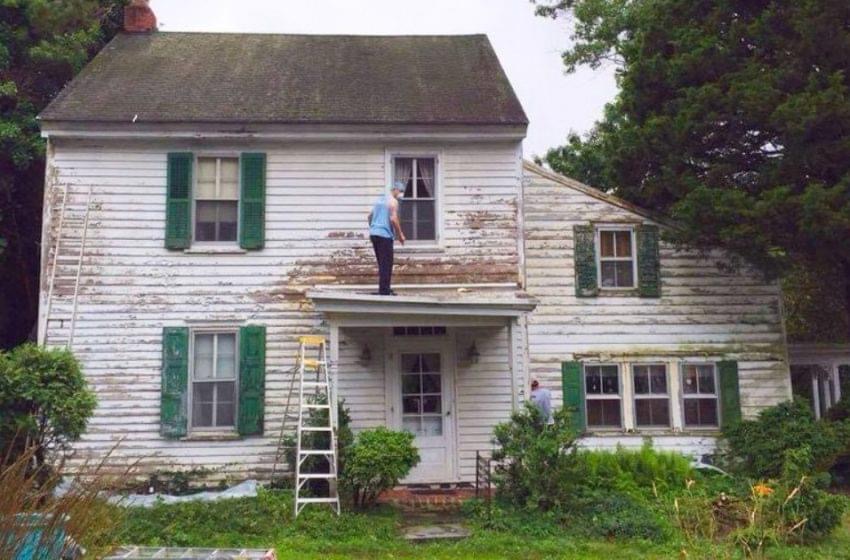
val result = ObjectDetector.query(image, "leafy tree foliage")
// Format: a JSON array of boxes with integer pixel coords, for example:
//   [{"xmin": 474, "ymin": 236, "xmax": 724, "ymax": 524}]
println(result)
[
  {"xmin": 0, "ymin": 343, "xmax": 97, "ymax": 470},
  {"xmin": 535, "ymin": 0, "xmax": 850, "ymax": 338},
  {"xmin": 0, "ymin": 0, "xmax": 126, "ymax": 348}
]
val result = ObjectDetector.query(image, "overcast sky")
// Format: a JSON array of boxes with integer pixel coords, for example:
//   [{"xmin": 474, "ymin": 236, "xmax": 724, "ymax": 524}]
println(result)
[{"xmin": 149, "ymin": 0, "xmax": 617, "ymax": 158}]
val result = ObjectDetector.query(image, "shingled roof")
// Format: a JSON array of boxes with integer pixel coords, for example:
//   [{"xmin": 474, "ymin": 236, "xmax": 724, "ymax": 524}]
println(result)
[{"xmin": 39, "ymin": 32, "xmax": 528, "ymax": 126}]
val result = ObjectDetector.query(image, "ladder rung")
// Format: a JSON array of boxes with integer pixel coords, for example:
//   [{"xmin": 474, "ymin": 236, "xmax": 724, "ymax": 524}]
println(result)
[
  {"xmin": 299, "ymin": 450, "xmax": 334, "ymax": 455},
  {"xmin": 302, "ymin": 403, "xmax": 331, "ymax": 409},
  {"xmin": 300, "ymin": 426, "xmax": 332, "ymax": 431},
  {"xmin": 301, "ymin": 381, "xmax": 329, "ymax": 387},
  {"xmin": 298, "ymin": 473, "xmax": 337, "ymax": 479},
  {"xmin": 301, "ymin": 359, "xmax": 326, "ymax": 368},
  {"xmin": 298, "ymin": 335, "xmax": 326, "ymax": 345},
  {"xmin": 297, "ymin": 497, "xmax": 339, "ymax": 504}
]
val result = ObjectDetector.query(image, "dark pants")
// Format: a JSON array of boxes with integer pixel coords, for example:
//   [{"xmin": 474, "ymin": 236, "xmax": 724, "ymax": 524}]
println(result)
[{"xmin": 370, "ymin": 235, "xmax": 394, "ymax": 295}]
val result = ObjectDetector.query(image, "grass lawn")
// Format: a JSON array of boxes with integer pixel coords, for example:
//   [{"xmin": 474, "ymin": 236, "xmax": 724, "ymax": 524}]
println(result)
[{"xmin": 111, "ymin": 489, "xmax": 850, "ymax": 559}]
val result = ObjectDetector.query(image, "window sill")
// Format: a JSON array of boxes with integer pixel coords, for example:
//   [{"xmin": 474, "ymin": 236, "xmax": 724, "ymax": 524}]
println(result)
[
  {"xmin": 184, "ymin": 246, "xmax": 246, "ymax": 255},
  {"xmin": 581, "ymin": 429, "xmax": 721, "ymax": 438},
  {"xmin": 596, "ymin": 288, "xmax": 640, "ymax": 297},
  {"xmin": 396, "ymin": 244, "xmax": 444, "ymax": 254},
  {"xmin": 183, "ymin": 431, "xmax": 241, "ymax": 441}
]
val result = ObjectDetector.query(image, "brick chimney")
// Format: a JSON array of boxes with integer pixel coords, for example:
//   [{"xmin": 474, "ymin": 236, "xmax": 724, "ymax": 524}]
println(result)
[{"xmin": 124, "ymin": 0, "xmax": 157, "ymax": 33}]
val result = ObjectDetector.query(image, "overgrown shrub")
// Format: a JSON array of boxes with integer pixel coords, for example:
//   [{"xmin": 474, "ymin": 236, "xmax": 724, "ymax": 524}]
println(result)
[
  {"xmin": 0, "ymin": 344, "xmax": 96, "ymax": 472},
  {"xmin": 492, "ymin": 403, "xmax": 577, "ymax": 510},
  {"xmin": 569, "ymin": 489, "xmax": 666, "ymax": 540},
  {"xmin": 341, "ymin": 427, "xmax": 419, "ymax": 508},
  {"xmin": 722, "ymin": 399, "xmax": 850, "ymax": 478}
]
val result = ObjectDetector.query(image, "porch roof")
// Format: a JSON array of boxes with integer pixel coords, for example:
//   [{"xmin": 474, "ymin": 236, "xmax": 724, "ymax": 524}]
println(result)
[{"xmin": 307, "ymin": 289, "xmax": 536, "ymax": 318}]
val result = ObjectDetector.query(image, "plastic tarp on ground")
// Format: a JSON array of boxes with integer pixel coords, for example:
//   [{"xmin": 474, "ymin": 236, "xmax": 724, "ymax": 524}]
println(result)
[{"xmin": 55, "ymin": 479, "xmax": 260, "ymax": 508}]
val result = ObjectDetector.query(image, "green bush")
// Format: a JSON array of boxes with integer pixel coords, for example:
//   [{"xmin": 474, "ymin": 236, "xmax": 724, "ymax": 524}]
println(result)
[
  {"xmin": 0, "ymin": 344, "xmax": 96, "ymax": 470},
  {"xmin": 569, "ymin": 489, "xmax": 667, "ymax": 541},
  {"xmin": 492, "ymin": 403, "xmax": 577, "ymax": 510},
  {"xmin": 340, "ymin": 427, "xmax": 419, "ymax": 509},
  {"xmin": 722, "ymin": 399, "xmax": 850, "ymax": 479}
]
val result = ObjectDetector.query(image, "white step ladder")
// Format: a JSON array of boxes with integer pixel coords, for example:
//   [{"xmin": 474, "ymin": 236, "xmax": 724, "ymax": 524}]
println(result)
[{"xmin": 293, "ymin": 335, "xmax": 340, "ymax": 517}]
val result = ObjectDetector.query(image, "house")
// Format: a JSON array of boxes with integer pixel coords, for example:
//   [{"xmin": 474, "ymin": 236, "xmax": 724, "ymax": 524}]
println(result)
[
  {"xmin": 788, "ymin": 343, "xmax": 850, "ymax": 419},
  {"xmin": 36, "ymin": 3, "xmax": 791, "ymax": 484}
]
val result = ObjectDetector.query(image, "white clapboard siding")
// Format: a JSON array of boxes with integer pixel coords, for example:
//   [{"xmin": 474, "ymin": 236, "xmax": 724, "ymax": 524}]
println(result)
[
  {"xmin": 522, "ymin": 163, "xmax": 791, "ymax": 456},
  {"xmin": 41, "ymin": 139, "xmax": 523, "ymax": 480}
]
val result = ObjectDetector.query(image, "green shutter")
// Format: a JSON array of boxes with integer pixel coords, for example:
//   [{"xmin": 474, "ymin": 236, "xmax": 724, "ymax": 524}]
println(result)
[
  {"xmin": 238, "ymin": 325, "xmax": 266, "ymax": 436},
  {"xmin": 161, "ymin": 327, "xmax": 189, "ymax": 438},
  {"xmin": 637, "ymin": 224, "xmax": 661, "ymax": 297},
  {"xmin": 574, "ymin": 225, "xmax": 598, "ymax": 297},
  {"xmin": 240, "ymin": 153, "xmax": 266, "ymax": 250},
  {"xmin": 561, "ymin": 361, "xmax": 586, "ymax": 434},
  {"xmin": 718, "ymin": 360, "xmax": 741, "ymax": 429},
  {"xmin": 165, "ymin": 153, "xmax": 192, "ymax": 249}
]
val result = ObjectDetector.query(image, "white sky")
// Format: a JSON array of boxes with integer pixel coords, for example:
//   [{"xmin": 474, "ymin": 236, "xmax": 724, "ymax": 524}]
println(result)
[{"xmin": 149, "ymin": 0, "xmax": 617, "ymax": 158}]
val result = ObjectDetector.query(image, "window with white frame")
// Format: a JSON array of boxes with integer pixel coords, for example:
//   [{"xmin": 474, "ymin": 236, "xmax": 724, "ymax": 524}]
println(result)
[
  {"xmin": 584, "ymin": 364, "xmax": 622, "ymax": 428},
  {"xmin": 597, "ymin": 227, "xmax": 636, "ymax": 288},
  {"xmin": 632, "ymin": 364, "xmax": 670, "ymax": 427},
  {"xmin": 191, "ymin": 331, "xmax": 238, "ymax": 429},
  {"xmin": 681, "ymin": 364, "xmax": 719, "ymax": 427},
  {"xmin": 195, "ymin": 157, "xmax": 239, "ymax": 242},
  {"xmin": 393, "ymin": 156, "xmax": 436, "ymax": 241}
]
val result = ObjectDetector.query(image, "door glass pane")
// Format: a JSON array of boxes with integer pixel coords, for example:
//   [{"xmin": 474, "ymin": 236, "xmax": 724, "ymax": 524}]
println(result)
[
  {"xmin": 402, "ymin": 374, "xmax": 421, "ymax": 394},
  {"xmin": 421, "ymin": 416, "xmax": 442, "ymax": 436},
  {"xmin": 402, "ymin": 417, "xmax": 420, "ymax": 433},
  {"xmin": 421, "ymin": 374, "xmax": 441, "ymax": 393},
  {"xmin": 402, "ymin": 396, "xmax": 421, "ymax": 414},
  {"xmin": 401, "ymin": 354, "xmax": 420, "ymax": 373},
  {"xmin": 420, "ymin": 353, "xmax": 440, "ymax": 372},
  {"xmin": 422, "ymin": 395, "xmax": 441, "ymax": 414}
]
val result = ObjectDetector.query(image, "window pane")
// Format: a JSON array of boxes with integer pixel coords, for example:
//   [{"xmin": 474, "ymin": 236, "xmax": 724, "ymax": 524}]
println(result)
[
  {"xmin": 600, "ymin": 261, "xmax": 617, "ymax": 287},
  {"xmin": 400, "ymin": 202, "xmax": 414, "ymax": 239},
  {"xmin": 402, "ymin": 396, "xmax": 421, "ymax": 414},
  {"xmin": 585, "ymin": 369, "xmax": 601, "ymax": 394},
  {"xmin": 216, "ymin": 401, "xmax": 235, "ymax": 427},
  {"xmin": 218, "ymin": 201, "xmax": 238, "ymax": 242},
  {"xmin": 602, "ymin": 399, "xmax": 621, "ymax": 426},
  {"xmin": 401, "ymin": 354, "xmax": 420, "ymax": 374},
  {"xmin": 194, "ymin": 334, "xmax": 214, "ymax": 379},
  {"xmin": 587, "ymin": 400, "xmax": 602, "ymax": 426},
  {"xmin": 394, "ymin": 158, "xmax": 414, "ymax": 197},
  {"xmin": 683, "ymin": 399, "xmax": 699, "ymax": 426},
  {"xmin": 682, "ymin": 366, "xmax": 699, "ymax": 394},
  {"xmin": 601, "ymin": 367, "xmax": 619, "ymax": 394},
  {"xmin": 219, "ymin": 158, "xmax": 239, "ymax": 199},
  {"xmin": 615, "ymin": 261, "xmax": 634, "ymax": 287},
  {"xmin": 415, "ymin": 158, "xmax": 435, "ymax": 198},
  {"xmin": 195, "ymin": 201, "xmax": 217, "ymax": 241},
  {"xmin": 615, "ymin": 231, "xmax": 632, "ymax": 257},
  {"xmin": 599, "ymin": 231, "xmax": 615, "ymax": 257},
  {"xmin": 196, "ymin": 158, "xmax": 217, "ymax": 199},
  {"xmin": 422, "ymin": 395, "xmax": 441, "ymax": 414},
  {"xmin": 421, "ymin": 416, "xmax": 442, "ymax": 436},
  {"xmin": 588, "ymin": 399, "xmax": 621, "ymax": 427},
  {"xmin": 415, "ymin": 200, "xmax": 436, "ymax": 240},
  {"xmin": 402, "ymin": 374, "xmax": 421, "ymax": 394},
  {"xmin": 649, "ymin": 365, "xmax": 667, "ymax": 394},
  {"xmin": 215, "ymin": 382, "xmax": 235, "ymax": 427},
  {"xmin": 684, "ymin": 398, "xmax": 718, "ymax": 427},
  {"xmin": 422, "ymin": 374, "xmax": 441, "ymax": 394},
  {"xmin": 840, "ymin": 365, "xmax": 850, "ymax": 396},
  {"xmin": 698, "ymin": 366, "xmax": 716, "ymax": 394},
  {"xmin": 420, "ymin": 326, "xmax": 434, "ymax": 335},
  {"xmin": 192, "ymin": 383, "xmax": 214, "ymax": 427},
  {"xmin": 633, "ymin": 367, "xmax": 650, "ymax": 394},
  {"xmin": 216, "ymin": 334, "xmax": 236, "ymax": 379},
  {"xmin": 636, "ymin": 398, "xmax": 669, "ymax": 427},
  {"xmin": 420, "ymin": 353, "xmax": 440, "ymax": 373}
]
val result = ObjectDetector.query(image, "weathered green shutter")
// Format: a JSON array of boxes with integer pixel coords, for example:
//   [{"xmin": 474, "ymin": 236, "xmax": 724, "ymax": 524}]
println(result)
[
  {"xmin": 240, "ymin": 153, "xmax": 266, "ymax": 250},
  {"xmin": 637, "ymin": 224, "xmax": 661, "ymax": 297},
  {"xmin": 718, "ymin": 360, "xmax": 741, "ymax": 429},
  {"xmin": 161, "ymin": 327, "xmax": 189, "ymax": 438},
  {"xmin": 573, "ymin": 225, "xmax": 598, "ymax": 297},
  {"xmin": 238, "ymin": 325, "xmax": 266, "ymax": 436},
  {"xmin": 165, "ymin": 153, "xmax": 192, "ymax": 249},
  {"xmin": 561, "ymin": 361, "xmax": 586, "ymax": 434}
]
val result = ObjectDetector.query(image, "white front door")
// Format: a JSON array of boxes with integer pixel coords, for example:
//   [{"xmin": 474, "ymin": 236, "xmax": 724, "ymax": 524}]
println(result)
[{"xmin": 389, "ymin": 343, "xmax": 455, "ymax": 482}]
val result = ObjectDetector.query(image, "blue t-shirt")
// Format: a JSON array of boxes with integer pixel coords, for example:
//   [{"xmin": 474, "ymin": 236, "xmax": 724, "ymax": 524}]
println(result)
[{"xmin": 369, "ymin": 195, "xmax": 394, "ymax": 239}]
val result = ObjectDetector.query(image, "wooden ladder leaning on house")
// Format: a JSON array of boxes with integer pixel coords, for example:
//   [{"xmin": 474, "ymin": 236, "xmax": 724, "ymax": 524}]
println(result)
[{"xmin": 278, "ymin": 335, "xmax": 340, "ymax": 517}]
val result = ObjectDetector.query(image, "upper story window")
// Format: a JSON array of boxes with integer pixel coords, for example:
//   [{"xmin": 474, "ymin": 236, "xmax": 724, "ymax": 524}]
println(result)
[
  {"xmin": 584, "ymin": 364, "xmax": 622, "ymax": 428},
  {"xmin": 195, "ymin": 157, "xmax": 239, "ymax": 243},
  {"xmin": 597, "ymin": 227, "xmax": 636, "ymax": 288},
  {"xmin": 192, "ymin": 331, "xmax": 238, "ymax": 429},
  {"xmin": 394, "ymin": 157, "xmax": 436, "ymax": 241},
  {"xmin": 681, "ymin": 364, "xmax": 719, "ymax": 427}
]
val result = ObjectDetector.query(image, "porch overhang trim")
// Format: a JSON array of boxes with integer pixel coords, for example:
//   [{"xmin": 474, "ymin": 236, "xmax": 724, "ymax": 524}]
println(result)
[{"xmin": 307, "ymin": 290, "xmax": 537, "ymax": 318}]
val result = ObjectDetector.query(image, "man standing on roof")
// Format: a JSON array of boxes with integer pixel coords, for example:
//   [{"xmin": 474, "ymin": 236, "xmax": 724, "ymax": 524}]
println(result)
[{"xmin": 367, "ymin": 181, "xmax": 406, "ymax": 295}]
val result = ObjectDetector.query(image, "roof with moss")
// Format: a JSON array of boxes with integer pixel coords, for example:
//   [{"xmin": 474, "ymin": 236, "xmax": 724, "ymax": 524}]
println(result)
[{"xmin": 39, "ymin": 32, "xmax": 528, "ymax": 126}]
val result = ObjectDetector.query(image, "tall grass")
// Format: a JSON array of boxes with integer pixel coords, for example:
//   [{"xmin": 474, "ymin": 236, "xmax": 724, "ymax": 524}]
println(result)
[{"xmin": 0, "ymin": 444, "xmax": 133, "ymax": 559}]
